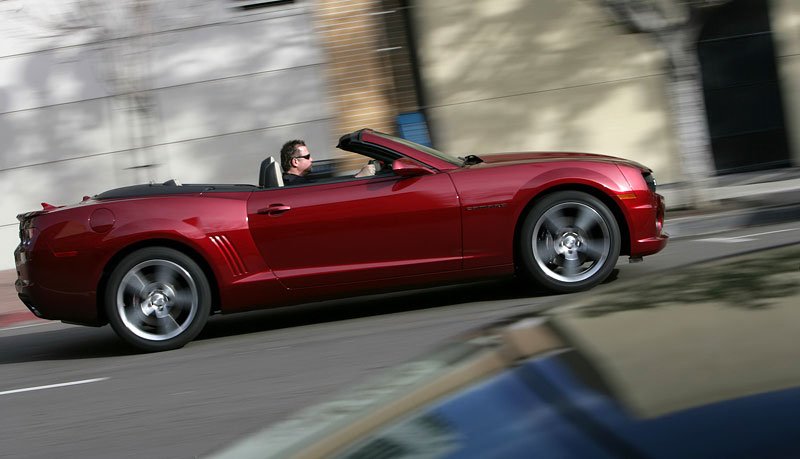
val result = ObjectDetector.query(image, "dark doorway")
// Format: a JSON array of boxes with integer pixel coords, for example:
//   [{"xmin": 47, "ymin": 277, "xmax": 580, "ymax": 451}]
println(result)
[{"xmin": 698, "ymin": 0, "xmax": 792, "ymax": 174}]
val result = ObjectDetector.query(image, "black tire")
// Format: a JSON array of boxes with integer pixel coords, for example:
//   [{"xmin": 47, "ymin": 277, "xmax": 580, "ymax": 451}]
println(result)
[
  {"xmin": 519, "ymin": 191, "xmax": 620, "ymax": 293},
  {"xmin": 104, "ymin": 247, "xmax": 211, "ymax": 352}
]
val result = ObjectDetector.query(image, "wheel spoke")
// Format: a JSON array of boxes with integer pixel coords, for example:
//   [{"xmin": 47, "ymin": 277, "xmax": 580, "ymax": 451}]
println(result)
[
  {"xmin": 574, "ymin": 205, "xmax": 598, "ymax": 232},
  {"xmin": 124, "ymin": 272, "xmax": 148, "ymax": 296},
  {"xmin": 542, "ymin": 212, "xmax": 569, "ymax": 234},
  {"xmin": 157, "ymin": 314, "xmax": 180, "ymax": 335},
  {"xmin": 562, "ymin": 258, "xmax": 581, "ymax": 277},
  {"xmin": 579, "ymin": 238, "xmax": 605, "ymax": 261},
  {"xmin": 154, "ymin": 264, "xmax": 178, "ymax": 286},
  {"xmin": 171, "ymin": 291, "xmax": 194, "ymax": 313},
  {"xmin": 125, "ymin": 304, "xmax": 147, "ymax": 329}
]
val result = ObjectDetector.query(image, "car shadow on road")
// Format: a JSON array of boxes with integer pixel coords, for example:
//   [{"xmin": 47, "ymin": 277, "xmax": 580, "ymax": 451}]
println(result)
[
  {"xmin": 0, "ymin": 326, "xmax": 137, "ymax": 364},
  {"xmin": 196, "ymin": 277, "xmax": 563, "ymax": 341}
]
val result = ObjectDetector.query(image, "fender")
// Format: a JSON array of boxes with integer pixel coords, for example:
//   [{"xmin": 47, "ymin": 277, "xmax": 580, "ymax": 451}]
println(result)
[{"xmin": 512, "ymin": 165, "xmax": 635, "ymax": 228}]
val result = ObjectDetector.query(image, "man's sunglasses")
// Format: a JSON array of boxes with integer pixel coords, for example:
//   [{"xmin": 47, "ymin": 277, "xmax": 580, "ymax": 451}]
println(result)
[{"xmin": 293, "ymin": 154, "xmax": 311, "ymax": 160}]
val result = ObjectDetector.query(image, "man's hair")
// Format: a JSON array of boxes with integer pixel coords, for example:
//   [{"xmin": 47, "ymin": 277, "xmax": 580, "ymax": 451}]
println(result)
[{"xmin": 280, "ymin": 139, "xmax": 307, "ymax": 172}]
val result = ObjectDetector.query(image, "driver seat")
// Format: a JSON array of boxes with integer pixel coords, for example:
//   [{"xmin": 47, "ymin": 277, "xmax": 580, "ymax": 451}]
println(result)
[{"xmin": 259, "ymin": 157, "xmax": 284, "ymax": 188}]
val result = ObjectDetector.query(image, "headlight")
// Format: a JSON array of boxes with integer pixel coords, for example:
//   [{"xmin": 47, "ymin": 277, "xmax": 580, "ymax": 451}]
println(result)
[{"xmin": 643, "ymin": 172, "xmax": 657, "ymax": 193}]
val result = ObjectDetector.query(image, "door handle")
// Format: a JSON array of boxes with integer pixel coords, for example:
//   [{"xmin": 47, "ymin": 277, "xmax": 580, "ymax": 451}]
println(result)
[{"xmin": 257, "ymin": 204, "xmax": 292, "ymax": 216}]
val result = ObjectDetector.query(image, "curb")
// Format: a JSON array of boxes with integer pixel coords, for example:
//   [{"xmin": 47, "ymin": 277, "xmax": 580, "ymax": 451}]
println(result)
[{"xmin": 0, "ymin": 311, "xmax": 45, "ymax": 330}]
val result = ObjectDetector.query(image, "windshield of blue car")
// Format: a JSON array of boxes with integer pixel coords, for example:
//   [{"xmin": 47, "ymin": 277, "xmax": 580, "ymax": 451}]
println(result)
[{"xmin": 372, "ymin": 132, "xmax": 462, "ymax": 166}]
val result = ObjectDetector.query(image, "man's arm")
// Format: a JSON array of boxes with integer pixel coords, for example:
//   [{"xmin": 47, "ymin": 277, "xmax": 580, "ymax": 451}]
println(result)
[{"xmin": 354, "ymin": 160, "xmax": 380, "ymax": 178}]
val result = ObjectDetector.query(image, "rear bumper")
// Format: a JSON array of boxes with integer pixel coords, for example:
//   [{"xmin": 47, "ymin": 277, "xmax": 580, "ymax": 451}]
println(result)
[
  {"xmin": 14, "ymin": 244, "xmax": 105, "ymax": 326},
  {"xmin": 14, "ymin": 245, "xmax": 40, "ymax": 315},
  {"xmin": 16, "ymin": 287, "xmax": 44, "ymax": 319}
]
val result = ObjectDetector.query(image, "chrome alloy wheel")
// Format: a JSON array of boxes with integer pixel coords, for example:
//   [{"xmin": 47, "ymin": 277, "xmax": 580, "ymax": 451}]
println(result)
[
  {"xmin": 116, "ymin": 259, "xmax": 199, "ymax": 341},
  {"xmin": 532, "ymin": 201, "xmax": 611, "ymax": 283}
]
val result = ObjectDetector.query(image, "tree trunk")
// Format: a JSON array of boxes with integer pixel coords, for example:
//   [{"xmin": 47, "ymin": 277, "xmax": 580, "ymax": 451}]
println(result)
[
  {"xmin": 659, "ymin": 28, "xmax": 717, "ymax": 208},
  {"xmin": 599, "ymin": 1, "xmax": 729, "ymax": 208}
]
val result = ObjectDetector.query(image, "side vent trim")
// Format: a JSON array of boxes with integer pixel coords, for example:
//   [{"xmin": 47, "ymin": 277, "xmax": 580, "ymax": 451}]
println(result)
[{"xmin": 210, "ymin": 235, "xmax": 248, "ymax": 277}]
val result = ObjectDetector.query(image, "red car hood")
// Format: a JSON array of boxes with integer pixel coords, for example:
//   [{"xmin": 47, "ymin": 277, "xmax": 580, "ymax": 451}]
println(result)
[{"xmin": 477, "ymin": 151, "xmax": 651, "ymax": 172}]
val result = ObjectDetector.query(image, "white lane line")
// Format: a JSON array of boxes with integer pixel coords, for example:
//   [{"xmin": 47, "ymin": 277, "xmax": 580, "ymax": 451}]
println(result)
[
  {"xmin": 696, "ymin": 227, "xmax": 800, "ymax": 243},
  {"xmin": 730, "ymin": 228, "xmax": 800, "ymax": 238},
  {"xmin": 0, "ymin": 378, "xmax": 109, "ymax": 396},
  {"xmin": 697, "ymin": 237, "xmax": 756, "ymax": 243}
]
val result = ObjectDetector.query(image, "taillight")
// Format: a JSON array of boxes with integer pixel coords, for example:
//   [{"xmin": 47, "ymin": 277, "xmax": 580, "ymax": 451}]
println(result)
[{"xmin": 19, "ymin": 219, "xmax": 37, "ymax": 247}]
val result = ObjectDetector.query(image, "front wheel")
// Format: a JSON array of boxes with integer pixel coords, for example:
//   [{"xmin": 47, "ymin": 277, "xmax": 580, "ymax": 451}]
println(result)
[
  {"xmin": 104, "ymin": 247, "xmax": 211, "ymax": 352},
  {"xmin": 519, "ymin": 191, "xmax": 620, "ymax": 293}
]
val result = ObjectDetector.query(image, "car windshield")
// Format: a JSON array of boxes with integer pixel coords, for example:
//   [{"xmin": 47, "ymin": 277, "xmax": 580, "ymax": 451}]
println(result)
[{"xmin": 372, "ymin": 132, "xmax": 462, "ymax": 166}]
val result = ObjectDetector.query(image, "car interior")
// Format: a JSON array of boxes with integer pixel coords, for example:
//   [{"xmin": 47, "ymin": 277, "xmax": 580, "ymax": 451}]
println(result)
[
  {"xmin": 148, "ymin": 152, "xmax": 397, "ymax": 192},
  {"xmin": 258, "ymin": 157, "xmax": 284, "ymax": 188},
  {"xmin": 257, "ymin": 149, "xmax": 398, "ymax": 189}
]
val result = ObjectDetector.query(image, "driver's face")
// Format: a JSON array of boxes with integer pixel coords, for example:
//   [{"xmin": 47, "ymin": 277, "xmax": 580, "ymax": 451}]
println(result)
[{"xmin": 293, "ymin": 145, "xmax": 313, "ymax": 175}]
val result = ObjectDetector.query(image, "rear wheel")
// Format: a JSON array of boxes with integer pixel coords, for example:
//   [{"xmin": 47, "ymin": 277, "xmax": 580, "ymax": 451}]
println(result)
[
  {"xmin": 519, "ymin": 191, "xmax": 620, "ymax": 293},
  {"xmin": 104, "ymin": 247, "xmax": 211, "ymax": 352}
]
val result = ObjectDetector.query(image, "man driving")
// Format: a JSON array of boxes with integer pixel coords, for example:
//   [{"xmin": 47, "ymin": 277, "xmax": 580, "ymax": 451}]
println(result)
[
  {"xmin": 280, "ymin": 139, "xmax": 378, "ymax": 185},
  {"xmin": 281, "ymin": 139, "xmax": 314, "ymax": 185}
]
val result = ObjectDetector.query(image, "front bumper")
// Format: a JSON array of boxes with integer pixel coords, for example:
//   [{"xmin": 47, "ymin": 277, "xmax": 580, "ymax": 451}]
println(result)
[
  {"xmin": 629, "ymin": 193, "xmax": 669, "ymax": 257},
  {"xmin": 633, "ymin": 233, "xmax": 669, "ymax": 257}
]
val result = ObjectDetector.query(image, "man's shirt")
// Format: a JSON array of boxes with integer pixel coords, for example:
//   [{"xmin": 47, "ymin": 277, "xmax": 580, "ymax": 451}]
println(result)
[{"xmin": 283, "ymin": 173, "xmax": 313, "ymax": 185}]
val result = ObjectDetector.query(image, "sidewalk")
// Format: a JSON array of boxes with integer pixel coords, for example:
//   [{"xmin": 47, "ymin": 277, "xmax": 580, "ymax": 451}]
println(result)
[
  {"xmin": 661, "ymin": 167, "xmax": 800, "ymax": 238},
  {"xmin": 0, "ymin": 269, "xmax": 37, "ymax": 329},
  {"xmin": 2, "ymin": 168, "xmax": 799, "ymax": 329}
]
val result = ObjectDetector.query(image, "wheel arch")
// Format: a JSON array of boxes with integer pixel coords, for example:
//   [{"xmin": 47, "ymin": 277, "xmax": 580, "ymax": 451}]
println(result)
[
  {"xmin": 96, "ymin": 239, "xmax": 221, "ymax": 323},
  {"xmin": 512, "ymin": 184, "xmax": 631, "ymax": 271}
]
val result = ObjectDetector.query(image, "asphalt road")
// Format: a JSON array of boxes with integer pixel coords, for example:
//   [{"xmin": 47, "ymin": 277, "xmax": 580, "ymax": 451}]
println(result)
[{"xmin": 2, "ymin": 221, "xmax": 800, "ymax": 458}]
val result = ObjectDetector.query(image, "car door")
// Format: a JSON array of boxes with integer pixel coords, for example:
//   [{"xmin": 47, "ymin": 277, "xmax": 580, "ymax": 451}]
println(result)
[{"xmin": 246, "ymin": 173, "xmax": 461, "ymax": 288}]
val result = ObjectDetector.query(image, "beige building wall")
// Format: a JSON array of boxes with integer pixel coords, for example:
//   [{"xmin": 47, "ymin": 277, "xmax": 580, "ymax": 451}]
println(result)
[
  {"xmin": 771, "ymin": 0, "xmax": 800, "ymax": 167},
  {"xmin": 413, "ymin": 0, "xmax": 684, "ymax": 184}
]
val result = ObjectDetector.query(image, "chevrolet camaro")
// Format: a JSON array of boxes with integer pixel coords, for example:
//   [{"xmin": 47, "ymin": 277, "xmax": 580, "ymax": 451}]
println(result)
[{"xmin": 14, "ymin": 129, "xmax": 667, "ymax": 351}]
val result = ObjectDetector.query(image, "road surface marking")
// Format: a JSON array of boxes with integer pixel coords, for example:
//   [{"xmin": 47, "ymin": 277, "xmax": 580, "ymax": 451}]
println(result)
[
  {"xmin": 0, "ymin": 378, "xmax": 109, "ymax": 396},
  {"xmin": 697, "ymin": 237, "xmax": 756, "ymax": 243},
  {"xmin": 697, "ymin": 227, "xmax": 800, "ymax": 243}
]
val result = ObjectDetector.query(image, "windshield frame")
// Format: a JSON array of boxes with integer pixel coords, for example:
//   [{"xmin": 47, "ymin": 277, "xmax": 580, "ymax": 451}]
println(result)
[{"xmin": 370, "ymin": 131, "xmax": 462, "ymax": 166}]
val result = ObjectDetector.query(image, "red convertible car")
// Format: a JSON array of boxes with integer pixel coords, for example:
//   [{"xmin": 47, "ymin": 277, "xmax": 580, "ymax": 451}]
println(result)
[{"xmin": 14, "ymin": 129, "xmax": 667, "ymax": 351}]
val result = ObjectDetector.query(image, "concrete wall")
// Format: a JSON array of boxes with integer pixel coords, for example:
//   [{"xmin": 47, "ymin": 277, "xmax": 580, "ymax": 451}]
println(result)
[
  {"xmin": 0, "ymin": 0, "xmax": 333, "ymax": 270},
  {"xmin": 412, "ymin": 0, "xmax": 680, "ymax": 183},
  {"xmin": 772, "ymin": 0, "xmax": 800, "ymax": 167}
]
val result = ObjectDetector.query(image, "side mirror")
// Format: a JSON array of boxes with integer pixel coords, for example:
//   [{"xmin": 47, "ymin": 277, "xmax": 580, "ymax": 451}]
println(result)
[{"xmin": 392, "ymin": 158, "xmax": 435, "ymax": 177}]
